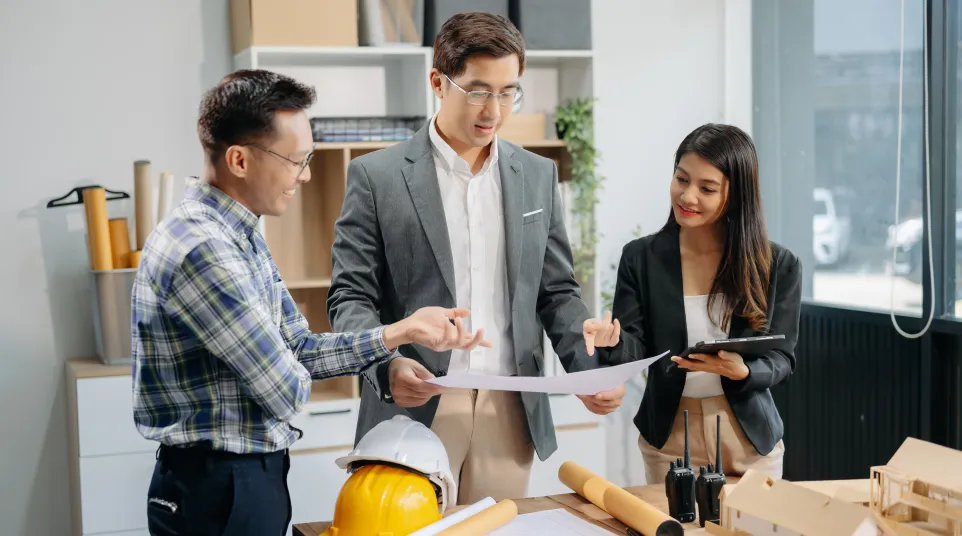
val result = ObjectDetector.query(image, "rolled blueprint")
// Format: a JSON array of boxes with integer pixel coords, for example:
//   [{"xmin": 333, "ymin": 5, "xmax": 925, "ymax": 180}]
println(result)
[
  {"xmin": 408, "ymin": 497, "xmax": 497, "ymax": 536},
  {"xmin": 83, "ymin": 187, "xmax": 113, "ymax": 270},
  {"xmin": 134, "ymin": 160, "xmax": 154, "ymax": 249},
  {"xmin": 127, "ymin": 250, "xmax": 142, "ymax": 268},
  {"xmin": 436, "ymin": 499, "xmax": 517, "ymax": 536},
  {"xmin": 559, "ymin": 461, "xmax": 683, "ymax": 536},
  {"xmin": 107, "ymin": 218, "xmax": 131, "ymax": 271},
  {"xmin": 156, "ymin": 171, "xmax": 174, "ymax": 221}
]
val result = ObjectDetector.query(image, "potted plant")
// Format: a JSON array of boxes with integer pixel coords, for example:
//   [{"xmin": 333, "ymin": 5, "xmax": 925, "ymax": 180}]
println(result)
[{"xmin": 554, "ymin": 97, "xmax": 605, "ymax": 287}]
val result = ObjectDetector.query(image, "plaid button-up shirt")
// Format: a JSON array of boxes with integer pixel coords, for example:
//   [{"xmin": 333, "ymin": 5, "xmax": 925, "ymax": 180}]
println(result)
[{"xmin": 131, "ymin": 177, "xmax": 391, "ymax": 454}]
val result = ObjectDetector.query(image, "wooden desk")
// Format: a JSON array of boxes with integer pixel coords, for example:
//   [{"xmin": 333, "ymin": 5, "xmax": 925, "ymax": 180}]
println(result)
[{"xmin": 293, "ymin": 482, "xmax": 711, "ymax": 535}]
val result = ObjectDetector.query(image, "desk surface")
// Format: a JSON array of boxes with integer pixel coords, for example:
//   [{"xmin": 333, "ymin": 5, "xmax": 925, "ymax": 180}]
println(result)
[{"xmin": 292, "ymin": 482, "xmax": 711, "ymax": 535}]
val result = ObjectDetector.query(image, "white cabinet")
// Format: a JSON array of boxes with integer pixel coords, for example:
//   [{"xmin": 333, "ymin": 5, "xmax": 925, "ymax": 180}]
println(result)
[
  {"xmin": 66, "ymin": 359, "xmax": 609, "ymax": 536},
  {"xmin": 78, "ymin": 452, "xmax": 155, "ymax": 534},
  {"xmin": 527, "ymin": 393, "xmax": 607, "ymax": 497},
  {"xmin": 287, "ymin": 448, "xmax": 353, "ymax": 527},
  {"xmin": 65, "ymin": 360, "xmax": 359, "ymax": 536}
]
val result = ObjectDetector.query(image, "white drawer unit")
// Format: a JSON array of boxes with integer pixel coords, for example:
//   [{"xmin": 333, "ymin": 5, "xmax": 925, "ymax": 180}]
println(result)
[
  {"xmin": 288, "ymin": 398, "xmax": 360, "ymax": 452},
  {"xmin": 527, "ymin": 393, "xmax": 607, "ymax": 498},
  {"xmin": 76, "ymin": 375, "xmax": 155, "ymax": 457},
  {"xmin": 78, "ymin": 452, "xmax": 155, "ymax": 534},
  {"xmin": 66, "ymin": 359, "xmax": 610, "ymax": 535}
]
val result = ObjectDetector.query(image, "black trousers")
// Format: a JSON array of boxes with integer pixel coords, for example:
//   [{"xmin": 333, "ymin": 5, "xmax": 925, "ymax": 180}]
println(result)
[{"xmin": 146, "ymin": 444, "xmax": 292, "ymax": 536}]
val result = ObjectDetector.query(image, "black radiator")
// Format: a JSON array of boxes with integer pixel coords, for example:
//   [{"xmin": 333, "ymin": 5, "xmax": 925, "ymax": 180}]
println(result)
[{"xmin": 772, "ymin": 304, "xmax": 925, "ymax": 481}]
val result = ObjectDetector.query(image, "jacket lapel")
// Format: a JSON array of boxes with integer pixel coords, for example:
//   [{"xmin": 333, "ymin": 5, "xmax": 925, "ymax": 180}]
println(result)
[
  {"xmin": 498, "ymin": 140, "xmax": 523, "ymax": 310},
  {"xmin": 401, "ymin": 128, "xmax": 456, "ymax": 303}
]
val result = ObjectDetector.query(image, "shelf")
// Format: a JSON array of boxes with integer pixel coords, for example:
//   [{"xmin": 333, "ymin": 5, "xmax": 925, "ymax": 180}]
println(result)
[
  {"xmin": 238, "ymin": 46, "xmax": 591, "ymax": 64},
  {"xmin": 309, "ymin": 378, "xmax": 358, "ymax": 401},
  {"xmin": 526, "ymin": 49, "xmax": 594, "ymax": 59},
  {"xmin": 240, "ymin": 45, "xmax": 431, "ymax": 68},
  {"xmin": 313, "ymin": 139, "xmax": 565, "ymax": 151},
  {"xmin": 514, "ymin": 139, "xmax": 567, "ymax": 148},
  {"xmin": 286, "ymin": 278, "xmax": 332, "ymax": 290},
  {"xmin": 314, "ymin": 141, "xmax": 398, "ymax": 150}
]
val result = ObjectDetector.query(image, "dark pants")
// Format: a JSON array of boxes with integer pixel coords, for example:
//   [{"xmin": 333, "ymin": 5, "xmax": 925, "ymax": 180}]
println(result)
[{"xmin": 146, "ymin": 444, "xmax": 292, "ymax": 536}]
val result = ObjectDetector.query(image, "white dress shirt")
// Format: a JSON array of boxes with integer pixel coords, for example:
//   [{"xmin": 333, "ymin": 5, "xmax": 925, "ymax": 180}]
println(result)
[
  {"xmin": 428, "ymin": 116, "xmax": 514, "ymax": 376},
  {"xmin": 681, "ymin": 294, "xmax": 727, "ymax": 398}
]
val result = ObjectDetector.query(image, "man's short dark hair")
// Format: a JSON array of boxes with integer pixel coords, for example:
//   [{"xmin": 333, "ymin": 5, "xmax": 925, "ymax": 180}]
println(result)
[
  {"xmin": 197, "ymin": 69, "xmax": 316, "ymax": 161},
  {"xmin": 433, "ymin": 12, "xmax": 525, "ymax": 78}
]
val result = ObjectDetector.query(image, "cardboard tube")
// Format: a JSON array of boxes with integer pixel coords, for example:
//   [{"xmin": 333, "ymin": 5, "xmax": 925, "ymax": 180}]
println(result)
[
  {"xmin": 605, "ymin": 485, "xmax": 684, "ymax": 536},
  {"xmin": 127, "ymin": 250, "xmax": 142, "ymax": 268},
  {"xmin": 134, "ymin": 160, "xmax": 154, "ymax": 249},
  {"xmin": 436, "ymin": 499, "xmax": 517, "ymax": 536},
  {"xmin": 156, "ymin": 171, "xmax": 175, "ymax": 221},
  {"xmin": 108, "ymin": 218, "xmax": 131, "ymax": 271},
  {"xmin": 559, "ymin": 461, "xmax": 683, "ymax": 536},
  {"xmin": 409, "ymin": 497, "xmax": 497, "ymax": 536},
  {"xmin": 83, "ymin": 188, "xmax": 113, "ymax": 270}
]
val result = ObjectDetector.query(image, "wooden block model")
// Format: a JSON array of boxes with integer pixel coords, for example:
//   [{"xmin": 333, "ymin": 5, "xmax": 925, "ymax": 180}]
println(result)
[{"xmin": 869, "ymin": 437, "xmax": 962, "ymax": 536}]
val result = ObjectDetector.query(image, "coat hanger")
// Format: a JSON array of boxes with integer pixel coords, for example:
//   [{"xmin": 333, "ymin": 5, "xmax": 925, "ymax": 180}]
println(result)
[{"xmin": 46, "ymin": 185, "xmax": 130, "ymax": 208}]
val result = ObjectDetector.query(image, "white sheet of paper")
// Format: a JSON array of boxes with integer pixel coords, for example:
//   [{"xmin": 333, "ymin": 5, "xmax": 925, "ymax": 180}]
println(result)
[
  {"xmin": 488, "ymin": 509, "xmax": 614, "ymax": 536},
  {"xmin": 425, "ymin": 351, "xmax": 668, "ymax": 395},
  {"xmin": 407, "ymin": 497, "xmax": 497, "ymax": 535}
]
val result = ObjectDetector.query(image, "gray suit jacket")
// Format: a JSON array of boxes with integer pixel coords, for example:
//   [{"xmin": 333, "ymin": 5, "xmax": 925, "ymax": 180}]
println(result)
[{"xmin": 326, "ymin": 125, "xmax": 599, "ymax": 461}]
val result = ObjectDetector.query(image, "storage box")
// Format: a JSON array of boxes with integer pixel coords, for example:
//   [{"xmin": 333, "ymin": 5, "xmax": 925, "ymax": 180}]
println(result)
[
  {"xmin": 509, "ymin": 0, "xmax": 591, "ymax": 50},
  {"xmin": 423, "ymin": 0, "xmax": 509, "ymax": 47},
  {"xmin": 90, "ymin": 269, "xmax": 135, "ymax": 365},
  {"xmin": 230, "ymin": 0, "xmax": 359, "ymax": 54},
  {"xmin": 359, "ymin": 0, "xmax": 424, "ymax": 46},
  {"xmin": 498, "ymin": 113, "xmax": 546, "ymax": 143}
]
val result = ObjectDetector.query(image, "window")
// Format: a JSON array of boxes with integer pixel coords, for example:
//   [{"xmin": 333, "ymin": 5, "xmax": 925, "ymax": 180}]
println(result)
[{"xmin": 753, "ymin": 0, "xmax": 926, "ymax": 315}]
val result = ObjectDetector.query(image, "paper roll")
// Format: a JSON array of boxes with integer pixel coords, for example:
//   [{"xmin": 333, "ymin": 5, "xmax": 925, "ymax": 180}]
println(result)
[
  {"xmin": 436, "ymin": 499, "xmax": 517, "ymax": 536},
  {"xmin": 127, "ymin": 250, "xmax": 142, "ymax": 268},
  {"xmin": 134, "ymin": 160, "xmax": 154, "ymax": 250},
  {"xmin": 559, "ymin": 461, "xmax": 683, "ymax": 536},
  {"xmin": 156, "ymin": 171, "xmax": 174, "ymax": 221},
  {"xmin": 108, "ymin": 218, "xmax": 131, "ymax": 271},
  {"xmin": 83, "ymin": 188, "xmax": 113, "ymax": 270},
  {"xmin": 409, "ymin": 497, "xmax": 497, "ymax": 536}
]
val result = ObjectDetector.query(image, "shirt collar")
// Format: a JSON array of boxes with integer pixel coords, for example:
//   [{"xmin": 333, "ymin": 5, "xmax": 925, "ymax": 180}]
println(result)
[
  {"xmin": 428, "ymin": 115, "xmax": 499, "ymax": 176},
  {"xmin": 184, "ymin": 176, "xmax": 260, "ymax": 238}
]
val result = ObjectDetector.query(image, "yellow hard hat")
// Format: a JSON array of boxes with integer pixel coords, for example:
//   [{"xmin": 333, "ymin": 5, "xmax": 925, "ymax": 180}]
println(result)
[{"xmin": 321, "ymin": 463, "xmax": 442, "ymax": 536}]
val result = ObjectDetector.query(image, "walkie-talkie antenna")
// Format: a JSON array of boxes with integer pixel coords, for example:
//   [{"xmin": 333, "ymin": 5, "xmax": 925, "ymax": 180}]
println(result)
[
  {"xmin": 683, "ymin": 410, "xmax": 691, "ymax": 468},
  {"xmin": 715, "ymin": 413, "xmax": 723, "ymax": 474}
]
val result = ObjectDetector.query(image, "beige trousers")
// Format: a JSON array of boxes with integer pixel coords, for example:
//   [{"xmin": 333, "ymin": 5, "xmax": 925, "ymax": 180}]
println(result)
[
  {"xmin": 430, "ymin": 389, "xmax": 535, "ymax": 505},
  {"xmin": 638, "ymin": 395, "xmax": 785, "ymax": 484}
]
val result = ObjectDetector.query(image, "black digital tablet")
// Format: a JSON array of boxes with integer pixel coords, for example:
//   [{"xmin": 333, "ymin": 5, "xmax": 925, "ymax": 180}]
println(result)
[{"xmin": 678, "ymin": 334, "xmax": 786, "ymax": 359}]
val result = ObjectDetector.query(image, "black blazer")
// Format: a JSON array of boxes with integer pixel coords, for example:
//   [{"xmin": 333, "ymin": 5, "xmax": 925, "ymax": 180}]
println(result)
[{"xmin": 601, "ymin": 224, "xmax": 802, "ymax": 456}]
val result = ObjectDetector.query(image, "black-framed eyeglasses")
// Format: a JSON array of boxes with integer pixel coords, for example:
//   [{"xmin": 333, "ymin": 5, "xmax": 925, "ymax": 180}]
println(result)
[
  {"xmin": 243, "ymin": 142, "xmax": 314, "ymax": 177},
  {"xmin": 443, "ymin": 74, "xmax": 524, "ymax": 107}
]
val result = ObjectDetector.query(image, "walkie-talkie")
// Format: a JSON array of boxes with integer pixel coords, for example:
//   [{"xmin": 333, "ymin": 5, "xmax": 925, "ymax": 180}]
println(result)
[
  {"xmin": 695, "ymin": 414, "xmax": 727, "ymax": 527},
  {"xmin": 664, "ymin": 410, "xmax": 696, "ymax": 523}
]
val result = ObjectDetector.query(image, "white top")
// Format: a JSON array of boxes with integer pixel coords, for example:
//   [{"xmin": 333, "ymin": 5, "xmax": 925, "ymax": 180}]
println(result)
[
  {"xmin": 428, "ymin": 116, "xmax": 514, "ymax": 376},
  {"xmin": 681, "ymin": 294, "xmax": 728, "ymax": 398}
]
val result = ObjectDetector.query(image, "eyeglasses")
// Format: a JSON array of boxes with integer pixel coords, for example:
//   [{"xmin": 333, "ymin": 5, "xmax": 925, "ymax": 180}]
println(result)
[
  {"xmin": 243, "ymin": 142, "xmax": 314, "ymax": 178},
  {"xmin": 444, "ymin": 74, "xmax": 524, "ymax": 107}
]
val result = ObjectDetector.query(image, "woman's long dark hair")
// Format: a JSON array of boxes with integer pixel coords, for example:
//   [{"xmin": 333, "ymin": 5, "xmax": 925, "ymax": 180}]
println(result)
[{"xmin": 662, "ymin": 123, "xmax": 772, "ymax": 332}]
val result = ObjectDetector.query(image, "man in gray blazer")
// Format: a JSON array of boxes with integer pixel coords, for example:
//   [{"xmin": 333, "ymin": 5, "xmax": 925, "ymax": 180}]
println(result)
[{"xmin": 327, "ymin": 12, "xmax": 623, "ymax": 505}]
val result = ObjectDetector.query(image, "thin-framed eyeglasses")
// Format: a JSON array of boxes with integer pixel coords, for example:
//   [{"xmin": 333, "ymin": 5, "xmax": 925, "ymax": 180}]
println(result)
[
  {"xmin": 243, "ymin": 142, "xmax": 314, "ymax": 178},
  {"xmin": 443, "ymin": 74, "xmax": 524, "ymax": 107}
]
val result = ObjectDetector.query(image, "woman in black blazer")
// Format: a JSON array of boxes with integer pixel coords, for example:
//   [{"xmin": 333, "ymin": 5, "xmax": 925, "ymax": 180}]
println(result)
[{"xmin": 602, "ymin": 123, "xmax": 802, "ymax": 483}]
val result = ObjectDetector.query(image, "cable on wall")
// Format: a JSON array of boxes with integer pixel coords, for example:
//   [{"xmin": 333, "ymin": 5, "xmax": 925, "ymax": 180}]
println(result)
[{"xmin": 891, "ymin": 0, "xmax": 935, "ymax": 338}]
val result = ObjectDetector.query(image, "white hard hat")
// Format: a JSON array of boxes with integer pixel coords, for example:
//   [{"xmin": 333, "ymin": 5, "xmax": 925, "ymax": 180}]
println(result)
[{"xmin": 335, "ymin": 414, "xmax": 458, "ymax": 513}]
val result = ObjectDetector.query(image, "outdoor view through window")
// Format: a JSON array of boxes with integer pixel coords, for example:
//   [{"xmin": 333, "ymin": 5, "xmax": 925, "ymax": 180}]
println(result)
[{"xmin": 754, "ymin": 0, "xmax": 926, "ymax": 316}]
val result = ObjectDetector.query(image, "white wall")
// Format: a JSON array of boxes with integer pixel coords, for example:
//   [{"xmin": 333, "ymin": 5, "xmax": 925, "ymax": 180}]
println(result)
[
  {"xmin": 0, "ymin": 2, "xmax": 232, "ymax": 534},
  {"xmin": 592, "ymin": 0, "xmax": 752, "ymax": 487}
]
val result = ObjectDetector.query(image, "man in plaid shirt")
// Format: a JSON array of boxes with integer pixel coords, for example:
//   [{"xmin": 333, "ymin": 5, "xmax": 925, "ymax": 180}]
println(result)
[{"xmin": 132, "ymin": 70, "xmax": 488, "ymax": 536}]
